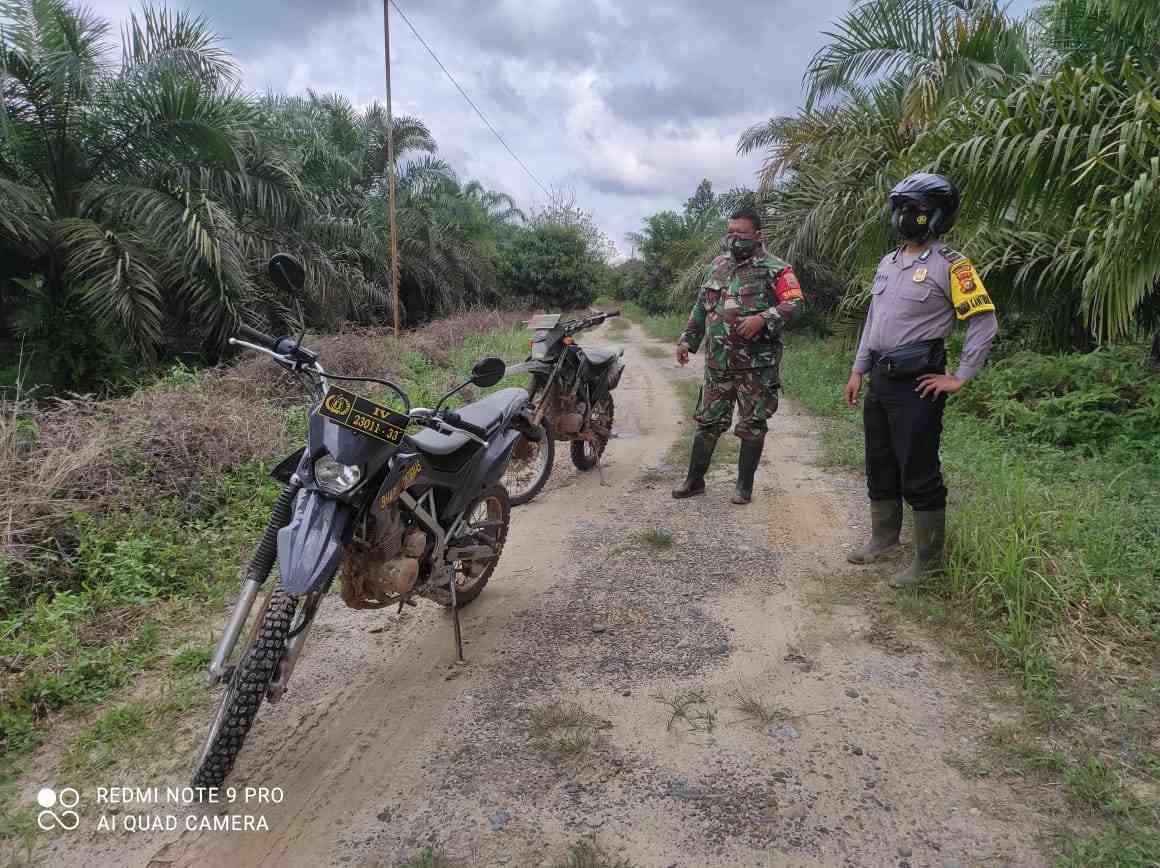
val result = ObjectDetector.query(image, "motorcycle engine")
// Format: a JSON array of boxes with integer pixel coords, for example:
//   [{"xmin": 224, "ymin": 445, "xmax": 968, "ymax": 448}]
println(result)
[
  {"xmin": 548, "ymin": 394, "xmax": 585, "ymax": 438},
  {"xmin": 340, "ymin": 506, "xmax": 425, "ymax": 609}
]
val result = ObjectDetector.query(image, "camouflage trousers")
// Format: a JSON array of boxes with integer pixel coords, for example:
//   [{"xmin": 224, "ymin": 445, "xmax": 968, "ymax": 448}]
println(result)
[{"xmin": 694, "ymin": 365, "xmax": 780, "ymax": 443}]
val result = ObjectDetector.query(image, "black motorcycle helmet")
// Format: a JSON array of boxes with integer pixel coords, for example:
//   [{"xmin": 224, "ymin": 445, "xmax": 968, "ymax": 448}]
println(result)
[{"xmin": 889, "ymin": 173, "xmax": 961, "ymax": 240}]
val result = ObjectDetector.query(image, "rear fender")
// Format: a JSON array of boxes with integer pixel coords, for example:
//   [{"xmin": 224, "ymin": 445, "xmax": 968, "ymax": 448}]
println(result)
[{"xmin": 276, "ymin": 490, "xmax": 353, "ymax": 595}]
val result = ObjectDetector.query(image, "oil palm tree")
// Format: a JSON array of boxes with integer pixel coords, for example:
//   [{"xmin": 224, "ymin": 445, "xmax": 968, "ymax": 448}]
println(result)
[
  {"xmin": 0, "ymin": 1, "xmax": 307, "ymax": 381},
  {"xmin": 803, "ymin": 0, "xmax": 1032, "ymax": 125},
  {"xmin": 924, "ymin": 19, "xmax": 1160, "ymax": 345}
]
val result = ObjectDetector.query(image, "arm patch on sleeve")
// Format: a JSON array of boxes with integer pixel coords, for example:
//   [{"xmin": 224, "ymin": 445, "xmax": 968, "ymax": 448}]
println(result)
[
  {"xmin": 948, "ymin": 258, "xmax": 995, "ymax": 320},
  {"xmin": 774, "ymin": 268, "xmax": 804, "ymax": 303}
]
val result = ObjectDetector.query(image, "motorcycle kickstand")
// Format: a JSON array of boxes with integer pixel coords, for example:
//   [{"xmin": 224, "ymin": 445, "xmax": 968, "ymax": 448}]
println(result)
[
  {"xmin": 593, "ymin": 435, "xmax": 608, "ymax": 486},
  {"xmin": 447, "ymin": 564, "xmax": 465, "ymax": 662}
]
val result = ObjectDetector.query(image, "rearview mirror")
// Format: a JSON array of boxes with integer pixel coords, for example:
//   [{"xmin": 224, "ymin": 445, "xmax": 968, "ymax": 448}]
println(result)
[
  {"xmin": 268, "ymin": 254, "xmax": 306, "ymax": 296},
  {"xmin": 470, "ymin": 357, "xmax": 506, "ymax": 388}
]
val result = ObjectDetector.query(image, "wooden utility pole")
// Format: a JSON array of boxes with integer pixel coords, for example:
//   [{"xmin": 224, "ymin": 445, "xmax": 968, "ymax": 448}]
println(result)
[{"xmin": 383, "ymin": 0, "xmax": 400, "ymax": 338}]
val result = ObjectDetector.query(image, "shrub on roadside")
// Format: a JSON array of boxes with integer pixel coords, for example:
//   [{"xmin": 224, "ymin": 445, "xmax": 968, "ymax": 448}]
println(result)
[{"xmin": 957, "ymin": 345, "xmax": 1160, "ymax": 460}]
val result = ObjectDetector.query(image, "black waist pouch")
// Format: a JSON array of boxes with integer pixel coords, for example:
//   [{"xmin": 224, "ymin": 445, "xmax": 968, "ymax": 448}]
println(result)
[{"xmin": 872, "ymin": 339, "xmax": 946, "ymax": 380}]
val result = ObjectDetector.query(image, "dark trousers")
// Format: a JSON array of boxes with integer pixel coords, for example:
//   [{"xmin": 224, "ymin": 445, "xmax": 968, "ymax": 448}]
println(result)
[{"xmin": 863, "ymin": 372, "xmax": 947, "ymax": 511}]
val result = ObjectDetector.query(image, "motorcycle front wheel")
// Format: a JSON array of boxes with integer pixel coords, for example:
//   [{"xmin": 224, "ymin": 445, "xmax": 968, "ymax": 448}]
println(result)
[
  {"xmin": 503, "ymin": 423, "xmax": 554, "ymax": 506},
  {"xmin": 191, "ymin": 585, "xmax": 298, "ymax": 789},
  {"xmin": 571, "ymin": 394, "xmax": 615, "ymax": 471}
]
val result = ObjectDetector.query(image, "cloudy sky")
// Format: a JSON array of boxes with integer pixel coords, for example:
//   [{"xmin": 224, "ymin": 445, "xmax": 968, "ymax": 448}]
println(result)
[{"xmin": 88, "ymin": 0, "xmax": 1037, "ymax": 257}]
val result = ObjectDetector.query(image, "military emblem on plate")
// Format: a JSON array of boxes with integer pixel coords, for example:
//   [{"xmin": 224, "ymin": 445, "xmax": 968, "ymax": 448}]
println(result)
[{"xmin": 914, "ymin": 267, "xmax": 928, "ymax": 282}]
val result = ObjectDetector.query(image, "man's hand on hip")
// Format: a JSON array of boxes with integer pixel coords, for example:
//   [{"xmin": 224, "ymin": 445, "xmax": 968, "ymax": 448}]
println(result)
[
  {"xmin": 916, "ymin": 373, "xmax": 963, "ymax": 399},
  {"xmin": 676, "ymin": 343, "xmax": 690, "ymax": 366}
]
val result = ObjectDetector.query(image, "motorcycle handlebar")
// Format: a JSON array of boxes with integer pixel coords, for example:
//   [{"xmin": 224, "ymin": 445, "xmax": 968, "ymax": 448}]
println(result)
[
  {"xmin": 235, "ymin": 324, "xmax": 319, "ymax": 365},
  {"xmin": 442, "ymin": 411, "xmax": 489, "ymax": 440},
  {"xmin": 237, "ymin": 324, "xmax": 279, "ymax": 350},
  {"xmin": 563, "ymin": 310, "xmax": 618, "ymax": 335}
]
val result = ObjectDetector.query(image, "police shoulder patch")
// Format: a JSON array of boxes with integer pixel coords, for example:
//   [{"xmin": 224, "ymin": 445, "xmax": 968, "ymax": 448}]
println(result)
[{"xmin": 947, "ymin": 256, "xmax": 996, "ymax": 321}]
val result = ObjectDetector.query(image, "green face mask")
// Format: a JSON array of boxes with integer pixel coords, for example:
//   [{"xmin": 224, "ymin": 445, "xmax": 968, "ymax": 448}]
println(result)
[{"xmin": 728, "ymin": 235, "xmax": 757, "ymax": 261}]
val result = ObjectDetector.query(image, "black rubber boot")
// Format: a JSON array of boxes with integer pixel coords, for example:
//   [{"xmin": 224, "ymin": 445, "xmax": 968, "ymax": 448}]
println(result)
[
  {"xmin": 672, "ymin": 431, "xmax": 716, "ymax": 499},
  {"xmin": 892, "ymin": 509, "xmax": 946, "ymax": 587},
  {"xmin": 847, "ymin": 500, "xmax": 903, "ymax": 564},
  {"xmin": 730, "ymin": 437, "xmax": 765, "ymax": 505}
]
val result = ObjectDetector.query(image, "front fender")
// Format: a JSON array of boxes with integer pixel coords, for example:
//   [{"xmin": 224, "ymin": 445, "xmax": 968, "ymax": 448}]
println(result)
[{"xmin": 276, "ymin": 490, "xmax": 352, "ymax": 595}]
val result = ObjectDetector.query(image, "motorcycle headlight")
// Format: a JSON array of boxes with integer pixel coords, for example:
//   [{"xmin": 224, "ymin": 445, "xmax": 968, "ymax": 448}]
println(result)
[{"xmin": 314, "ymin": 455, "xmax": 363, "ymax": 494}]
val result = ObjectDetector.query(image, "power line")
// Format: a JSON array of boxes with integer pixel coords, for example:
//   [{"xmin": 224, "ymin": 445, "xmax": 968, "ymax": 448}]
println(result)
[{"xmin": 388, "ymin": 0, "xmax": 551, "ymax": 198}]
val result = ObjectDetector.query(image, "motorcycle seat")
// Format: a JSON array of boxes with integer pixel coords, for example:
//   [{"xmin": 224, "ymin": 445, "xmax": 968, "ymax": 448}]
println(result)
[
  {"xmin": 407, "ymin": 388, "xmax": 527, "ymax": 466},
  {"xmin": 580, "ymin": 347, "xmax": 620, "ymax": 367}
]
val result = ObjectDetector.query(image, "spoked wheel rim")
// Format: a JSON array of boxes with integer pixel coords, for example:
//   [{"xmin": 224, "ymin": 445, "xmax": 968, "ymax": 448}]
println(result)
[
  {"xmin": 503, "ymin": 432, "xmax": 550, "ymax": 500},
  {"xmin": 452, "ymin": 492, "xmax": 506, "ymax": 597}
]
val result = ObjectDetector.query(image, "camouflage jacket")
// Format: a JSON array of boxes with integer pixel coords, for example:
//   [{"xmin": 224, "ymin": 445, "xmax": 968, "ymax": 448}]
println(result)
[{"xmin": 679, "ymin": 247, "xmax": 805, "ymax": 370}]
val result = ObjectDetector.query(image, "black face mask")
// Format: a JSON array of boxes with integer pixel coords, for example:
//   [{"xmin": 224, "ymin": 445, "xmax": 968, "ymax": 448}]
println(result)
[
  {"xmin": 728, "ymin": 234, "xmax": 758, "ymax": 261},
  {"xmin": 892, "ymin": 208, "xmax": 933, "ymax": 242}
]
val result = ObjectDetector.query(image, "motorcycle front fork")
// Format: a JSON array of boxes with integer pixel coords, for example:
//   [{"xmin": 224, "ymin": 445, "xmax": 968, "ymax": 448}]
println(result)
[{"xmin": 206, "ymin": 481, "xmax": 300, "ymax": 685}]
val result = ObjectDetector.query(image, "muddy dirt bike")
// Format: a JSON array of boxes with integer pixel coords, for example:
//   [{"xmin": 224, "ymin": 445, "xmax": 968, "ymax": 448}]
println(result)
[
  {"xmin": 193, "ymin": 254, "xmax": 540, "ymax": 789},
  {"xmin": 501, "ymin": 310, "xmax": 625, "ymax": 505}
]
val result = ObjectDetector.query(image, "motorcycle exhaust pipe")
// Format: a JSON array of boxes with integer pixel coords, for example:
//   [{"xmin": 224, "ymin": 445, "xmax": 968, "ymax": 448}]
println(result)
[{"xmin": 206, "ymin": 578, "xmax": 262, "ymax": 684}]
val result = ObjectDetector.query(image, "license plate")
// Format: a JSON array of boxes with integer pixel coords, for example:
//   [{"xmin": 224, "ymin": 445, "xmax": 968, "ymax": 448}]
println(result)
[{"xmin": 316, "ymin": 387, "xmax": 409, "ymax": 445}]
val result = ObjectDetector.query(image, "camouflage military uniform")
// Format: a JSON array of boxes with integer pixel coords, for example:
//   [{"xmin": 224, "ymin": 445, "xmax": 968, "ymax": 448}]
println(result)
[{"xmin": 679, "ymin": 247, "xmax": 804, "ymax": 442}]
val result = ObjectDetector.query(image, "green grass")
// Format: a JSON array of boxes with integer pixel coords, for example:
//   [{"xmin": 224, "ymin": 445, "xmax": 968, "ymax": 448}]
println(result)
[
  {"xmin": 1056, "ymin": 826, "xmax": 1160, "ymax": 868},
  {"xmin": 780, "ymin": 333, "xmax": 1160, "ymax": 866},
  {"xmin": 399, "ymin": 847, "xmax": 452, "ymax": 868},
  {"xmin": 385, "ymin": 324, "xmax": 532, "ymax": 410},
  {"xmin": 619, "ymin": 302, "xmax": 686, "ymax": 344},
  {"xmin": 634, "ymin": 528, "xmax": 674, "ymax": 549},
  {"xmin": 551, "ymin": 838, "xmax": 637, "ymax": 868}
]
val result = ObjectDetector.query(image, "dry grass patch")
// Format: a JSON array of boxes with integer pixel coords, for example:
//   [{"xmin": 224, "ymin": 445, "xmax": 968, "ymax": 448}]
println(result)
[
  {"xmin": 525, "ymin": 700, "xmax": 612, "ymax": 759},
  {"xmin": 653, "ymin": 688, "xmax": 717, "ymax": 733}
]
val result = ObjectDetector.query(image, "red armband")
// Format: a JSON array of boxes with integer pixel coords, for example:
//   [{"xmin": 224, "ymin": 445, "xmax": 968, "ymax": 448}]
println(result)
[{"xmin": 775, "ymin": 268, "xmax": 804, "ymax": 304}]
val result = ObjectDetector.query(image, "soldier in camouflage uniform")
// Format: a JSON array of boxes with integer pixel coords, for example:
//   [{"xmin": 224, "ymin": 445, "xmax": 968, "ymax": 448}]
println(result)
[{"xmin": 673, "ymin": 206, "xmax": 805, "ymax": 504}]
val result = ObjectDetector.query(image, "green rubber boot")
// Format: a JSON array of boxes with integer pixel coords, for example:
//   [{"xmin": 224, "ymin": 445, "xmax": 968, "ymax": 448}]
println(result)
[
  {"xmin": 847, "ymin": 500, "xmax": 903, "ymax": 564},
  {"xmin": 730, "ymin": 437, "xmax": 765, "ymax": 505},
  {"xmin": 672, "ymin": 430, "xmax": 716, "ymax": 499},
  {"xmin": 891, "ymin": 509, "xmax": 946, "ymax": 588}
]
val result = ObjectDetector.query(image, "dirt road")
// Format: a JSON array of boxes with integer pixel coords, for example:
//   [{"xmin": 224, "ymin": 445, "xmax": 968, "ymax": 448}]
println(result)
[{"xmin": 40, "ymin": 322, "xmax": 1047, "ymax": 867}]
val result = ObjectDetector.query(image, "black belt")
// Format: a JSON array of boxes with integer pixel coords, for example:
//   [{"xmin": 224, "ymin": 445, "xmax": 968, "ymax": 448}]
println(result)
[{"xmin": 869, "ymin": 339, "xmax": 946, "ymax": 380}]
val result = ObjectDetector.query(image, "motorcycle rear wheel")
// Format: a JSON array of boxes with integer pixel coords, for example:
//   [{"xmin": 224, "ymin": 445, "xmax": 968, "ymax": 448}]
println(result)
[
  {"xmin": 191, "ymin": 585, "xmax": 298, "ymax": 789},
  {"xmin": 504, "ymin": 423, "xmax": 554, "ymax": 506},
  {"xmin": 571, "ymin": 394, "xmax": 615, "ymax": 471},
  {"xmin": 431, "ymin": 485, "xmax": 511, "ymax": 608}
]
